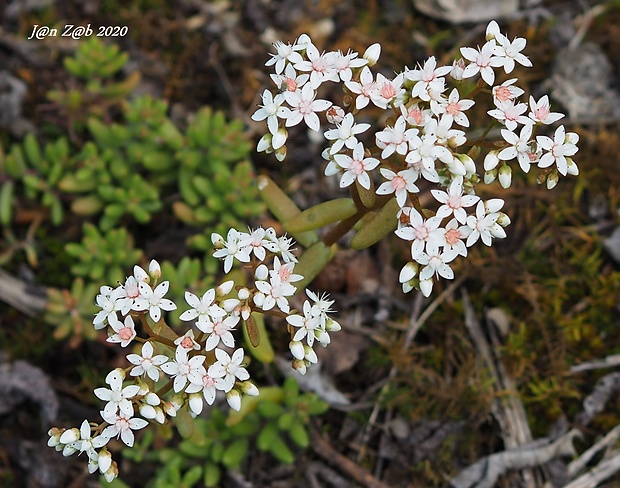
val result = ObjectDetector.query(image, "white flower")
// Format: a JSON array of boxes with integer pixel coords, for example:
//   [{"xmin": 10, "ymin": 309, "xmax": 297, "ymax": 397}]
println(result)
[
  {"xmin": 210, "ymin": 349, "xmax": 250, "ymax": 393},
  {"xmin": 406, "ymin": 56, "xmax": 451, "ymax": 102},
  {"xmin": 492, "ymin": 78, "xmax": 524, "ymax": 104},
  {"xmin": 528, "ymin": 95, "xmax": 564, "ymax": 125},
  {"xmin": 100, "ymin": 410, "xmax": 148, "ymax": 448},
  {"xmin": 251, "ymin": 90, "xmax": 287, "ymax": 136},
  {"xmin": 431, "ymin": 178, "xmax": 479, "ymax": 224},
  {"xmin": 106, "ymin": 315, "xmax": 136, "ymax": 347},
  {"xmin": 375, "ymin": 116, "xmax": 418, "ymax": 159},
  {"xmin": 498, "ymin": 124, "xmax": 535, "ymax": 173},
  {"xmin": 345, "ymin": 66, "xmax": 377, "ymax": 110},
  {"xmin": 270, "ymin": 256, "xmax": 303, "ymax": 285},
  {"xmin": 93, "ymin": 286, "xmax": 129, "ymax": 330},
  {"xmin": 94, "ymin": 369, "xmax": 140, "ymax": 418},
  {"xmin": 265, "ymin": 40, "xmax": 304, "ymax": 74},
  {"xmin": 270, "ymin": 63, "xmax": 309, "ymax": 93},
  {"xmin": 443, "ymin": 218, "xmax": 470, "ymax": 257},
  {"xmin": 212, "ymin": 229, "xmax": 252, "ymax": 273},
  {"xmin": 418, "ymin": 243, "xmax": 459, "ymax": 281},
  {"xmin": 283, "ymin": 83, "xmax": 332, "ymax": 131},
  {"xmin": 466, "ymin": 200, "xmax": 505, "ymax": 246},
  {"xmin": 487, "ymin": 100, "xmax": 532, "ymax": 131},
  {"xmin": 430, "ymin": 88, "xmax": 475, "ymax": 127},
  {"xmin": 324, "ymin": 113, "xmax": 370, "ymax": 155},
  {"xmin": 286, "ymin": 301, "xmax": 321, "ymax": 347},
  {"xmin": 395, "ymin": 209, "xmax": 444, "ymax": 259},
  {"xmin": 460, "ymin": 41, "xmax": 504, "ymax": 86},
  {"xmin": 202, "ymin": 315, "xmax": 239, "ymax": 351},
  {"xmin": 160, "ymin": 347, "xmax": 206, "ymax": 393},
  {"xmin": 374, "ymin": 72, "xmax": 405, "ymax": 108},
  {"xmin": 536, "ymin": 126, "xmax": 579, "ymax": 176},
  {"xmin": 293, "ymin": 43, "xmax": 338, "ymax": 89},
  {"xmin": 255, "ymin": 275, "xmax": 295, "ymax": 313},
  {"xmin": 332, "ymin": 142, "xmax": 379, "ymax": 190},
  {"xmin": 174, "ymin": 329, "xmax": 201, "ymax": 351},
  {"xmin": 132, "ymin": 281, "xmax": 177, "ymax": 323},
  {"xmin": 179, "ymin": 288, "xmax": 226, "ymax": 331},
  {"xmin": 333, "ymin": 49, "xmax": 367, "ymax": 82},
  {"xmin": 185, "ymin": 365, "xmax": 223, "ymax": 414},
  {"xmin": 126, "ymin": 341, "xmax": 168, "ymax": 382},
  {"xmin": 400, "ymin": 103, "xmax": 432, "ymax": 127},
  {"xmin": 376, "ymin": 168, "xmax": 419, "ymax": 208},
  {"xmin": 493, "ymin": 33, "xmax": 532, "ymax": 73},
  {"xmin": 405, "ymin": 119, "xmax": 454, "ymax": 170},
  {"xmin": 239, "ymin": 227, "xmax": 278, "ymax": 261}
]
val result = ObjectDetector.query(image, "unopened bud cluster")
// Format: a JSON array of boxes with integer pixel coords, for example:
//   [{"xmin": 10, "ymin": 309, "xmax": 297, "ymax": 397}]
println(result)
[{"xmin": 252, "ymin": 21, "xmax": 579, "ymax": 297}]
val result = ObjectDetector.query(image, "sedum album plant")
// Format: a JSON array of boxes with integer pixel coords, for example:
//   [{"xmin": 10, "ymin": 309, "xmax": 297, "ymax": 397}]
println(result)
[
  {"xmin": 47, "ymin": 20, "xmax": 579, "ymax": 483},
  {"xmin": 48, "ymin": 227, "xmax": 340, "ymax": 482},
  {"xmin": 253, "ymin": 20, "xmax": 579, "ymax": 297}
]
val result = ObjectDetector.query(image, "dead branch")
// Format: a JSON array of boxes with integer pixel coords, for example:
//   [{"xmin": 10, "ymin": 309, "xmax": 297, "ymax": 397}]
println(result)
[
  {"xmin": 567, "ymin": 423, "xmax": 620, "ymax": 478},
  {"xmin": 569, "ymin": 354, "xmax": 620, "ymax": 373},
  {"xmin": 310, "ymin": 426, "xmax": 391, "ymax": 488},
  {"xmin": 563, "ymin": 450, "xmax": 620, "ymax": 488},
  {"xmin": 0, "ymin": 267, "xmax": 47, "ymax": 316},
  {"xmin": 447, "ymin": 429, "xmax": 580, "ymax": 488}
]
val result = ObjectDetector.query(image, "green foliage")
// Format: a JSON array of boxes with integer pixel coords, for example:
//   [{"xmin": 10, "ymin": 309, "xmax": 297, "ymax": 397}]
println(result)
[
  {"xmin": 121, "ymin": 378, "xmax": 327, "ymax": 487},
  {"xmin": 0, "ymin": 38, "xmax": 265, "ymax": 343},
  {"xmin": 43, "ymin": 278, "xmax": 100, "ymax": 345},
  {"xmin": 65, "ymin": 223, "xmax": 143, "ymax": 284},
  {"xmin": 47, "ymin": 36, "xmax": 140, "ymax": 129}
]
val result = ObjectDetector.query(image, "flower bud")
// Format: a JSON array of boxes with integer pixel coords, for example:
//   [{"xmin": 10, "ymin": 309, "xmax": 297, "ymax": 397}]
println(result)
[
  {"xmin": 47, "ymin": 428, "xmax": 63, "ymax": 448},
  {"xmin": 289, "ymin": 340, "xmax": 305, "ymax": 360},
  {"xmin": 255, "ymin": 264, "xmax": 268, "ymax": 281},
  {"xmin": 154, "ymin": 407, "xmax": 165, "ymax": 424},
  {"xmin": 546, "ymin": 170, "xmax": 559, "ymax": 189},
  {"xmin": 314, "ymin": 328, "xmax": 330, "ymax": 346},
  {"xmin": 217, "ymin": 280, "xmax": 234, "ymax": 297},
  {"xmin": 399, "ymin": 262, "xmax": 418, "ymax": 283},
  {"xmin": 98, "ymin": 448, "xmax": 112, "ymax": 474},
  {"xmin": 148, "ymin": 260, "xmax": 161, "ymax": 280},
  {"xmin": 240, "ymin": 381, "xmax": 259, "ymax": 396},
  {"xmin": 566, "ymin": 157, "xmax": 579, "ymax": 176},
  {"xmin": 420, "ymin": 278, "xmax": 433, "ymax": 297},
  {"xmin": 304, "ymin": 345, "xmax": 318, "ymax": 363},
  {"xmin": 139, "ymin": 404, "xmax": 157, "ymax": 420},
  {"xmin": 227, "ymin": 389, "xmax": 242, "ymax": 411},
  {"xmin": 103, "ymin": 461, "xmax": 119, "ymax": 482},
  {"xmin": 450, "ymin": 58, "xmax": 466, "ymax": 81},
  {"xmin": 275, "ymin": 145, "xmax": 287, "ymax": 161},
  {"xmin": 325, "ymin": 318, "xmax": 341, "ymax": 332},
  {"xmin": 257, "ymin": 133, "xmax": 273, "ymax": 153},
  {"xmin": 222, "ymin": 298, "xmax": 240, "ymax": 312},
  {"xmin": 292, "ymin": 359, "xmax": 307, "ymax": 375},
  {"xmin": 484, "ymin": 150, "xmax": 500, "ymax": 171},
  {"xmin": 188, "ymin": 393, "xmax": 203, "ymax": 417},
  {"xmin": 325, "ymin": 105, "xmax": 345, "ymax": 124},
  {"xmin": 238, "ymin": 287, "xmax": 250, "ymax": 300},
  {"xmin": 498, "ymin": 164, "xmax": 512, "ymax": 189},
  {"xmin": 497, "ymin": 212, "xmax": 511, "ymax": 227},
  {"xmin": 484, "ymin": 169, "xmax": 497, "ymax": 184},
  {"xmin": 253, "ymin": 292, "xmax": 266, "ymax": 308},
  {"xmin": 272, "ymin": 128, "xmax": 288, "ymax": 150},
  {"xmin": 145, "ymin": 391, "xmax": 160, "ymax": 405},
  {"xmin": 211, "ymin": 233, "xmax": 225, "ymax": 248},
  {"xmin": 455, "ymin": 153, "xmax": 476, "ymax": 175},
  {"xmin": 59, "ymin": 427, "xmax": 80, "ymax": 445},
  {"xmin": 363, "ymin": 43, "xmax": 381, "ymax": 66}
]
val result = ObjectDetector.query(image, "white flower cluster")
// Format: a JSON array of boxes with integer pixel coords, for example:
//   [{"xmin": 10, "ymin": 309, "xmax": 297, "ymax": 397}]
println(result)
[
  {"xmin": 252, "ymin": 21, "xmax": 579, "ymax": 297},
  {"xmin": 48, "ymin": 226, "xmax": 339, "ymax": 481}
]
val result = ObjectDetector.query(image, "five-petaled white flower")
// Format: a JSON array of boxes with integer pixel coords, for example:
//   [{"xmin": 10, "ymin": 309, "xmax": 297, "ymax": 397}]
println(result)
[
  {"xmin": 126, "ymin": 341, "xmax": 169, "ymax": 382},
  {"xmin": 210, "ymin": 348, "xmax": 250, "ymax": 393},
  {"xmin": 333, "ymin": 142, "xmax": 380, "ymax": 190},
  {"xmin": 106, "ymin": 315, "xmax": 137, "ymax": 347},
  {"xmin": 283, "ymin": 83, "xmax": 332, "ymax": 131},
  {"xmin": 133, "ymin": 281, "xmax": 176, "ymax": 323},
  {"xmin": 160, "ymin": 347, "xmax": 206, "ymax": 393},
  {"xmin": 536, "ymin": 126, "xmax": 579, "ymax": 176},
  {"xmin": 94, "ymin": 369, "xmax": 140, "ymax": 418}
]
